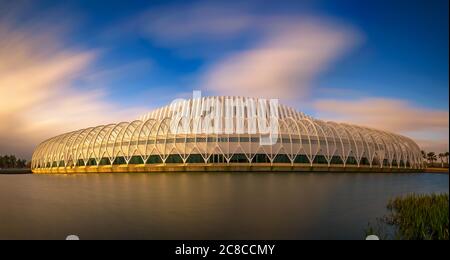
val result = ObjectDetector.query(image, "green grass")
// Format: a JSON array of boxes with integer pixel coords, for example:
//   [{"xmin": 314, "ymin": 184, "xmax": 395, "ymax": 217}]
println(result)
[{"xmin": 366, "ymin": 193, "xmax": 449, "ymax": 240}]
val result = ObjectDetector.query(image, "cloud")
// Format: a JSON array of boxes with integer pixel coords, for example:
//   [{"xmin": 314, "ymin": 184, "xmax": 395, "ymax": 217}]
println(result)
[
  {"xmin": 134, "ymin": 2, "xmax": 362, "ymax": 100},
  {"xmin": 128, "ymin": 2, "xmax": 449, "ymax": 154},
  {"xmin": 0, "ymin": 17, "xmax": 143, "ymax": 159},
  {"xmin": 139, "ymin": 3, "xmax": 255, "ymax": 44},
  {"xmin": 313, "ymin": 98, "xmax": 449, "ymax": 152},
  {"xmin": 2, "ymin": 1, "xmax": 445, "ymax": 159},
  {"xmin": 202, "ymin": 18, "xmax": 361, "ymax": 99}
]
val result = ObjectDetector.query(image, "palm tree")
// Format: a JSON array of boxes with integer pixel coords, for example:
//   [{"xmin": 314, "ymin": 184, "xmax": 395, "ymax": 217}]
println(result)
[
  {"xmin": 0, "ymin": 155, "xmax": 29, "ymax": 169},
  {"xmin": 10, "ymin": 155, "xmax": 17, "ymax": 168},
  {"xmin": 4, "ymin": 155, "xmax": 11, "ymax": 168},
  {"xmin": 427, "ymin": 152, "xmax": 437, "ymax": 166},
  {"xmin": 0, "ymin": 155, "xmax": 4, "ymax": 168},
  {"xmin": 20, "ymin": 159, "xmax": 27, "ymax": 168},
  {"xmin": 438, "ymin": 153, "xmax": 445, "ymax": 168},
  {"xmin": 445, "ymin": 152, "xmax": 449, "ymax": 165},
  {"xmin": 16, "ymin": 159, "xmax": 23, "ymax": 168},
  {"xmin": 421, "ymin": 150, "xmax": 427, "ymax": 165}
]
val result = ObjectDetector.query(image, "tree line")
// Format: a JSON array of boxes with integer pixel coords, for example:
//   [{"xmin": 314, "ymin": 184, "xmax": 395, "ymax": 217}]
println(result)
[
  {"xmin": 421, "ymin": 151, "xmax": 449, "ymax": 168},
  {"xmin": 0, "ymin": 155, "xmax": 29, "ymax": 169}
]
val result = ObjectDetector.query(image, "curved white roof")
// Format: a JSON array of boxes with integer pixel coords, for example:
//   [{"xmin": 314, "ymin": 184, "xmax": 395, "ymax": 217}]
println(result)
[{"xmin": 32, "ymin": 96, "xmax": 423, "ymax": 170}]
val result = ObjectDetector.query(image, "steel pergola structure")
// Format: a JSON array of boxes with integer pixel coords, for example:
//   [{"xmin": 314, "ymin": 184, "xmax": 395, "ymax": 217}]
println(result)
[{"xmin": 32, "ymin": 96, "xmax": 423, "ymax": 171}]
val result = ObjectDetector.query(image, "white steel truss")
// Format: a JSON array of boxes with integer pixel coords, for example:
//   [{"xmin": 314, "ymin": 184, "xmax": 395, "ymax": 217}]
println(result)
[{"xmin": 32, "ymin": 96, "xmax": 423, "ymax": 170}]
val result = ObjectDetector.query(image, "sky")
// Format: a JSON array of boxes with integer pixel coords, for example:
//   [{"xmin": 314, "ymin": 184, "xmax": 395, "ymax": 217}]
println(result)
[{"xmin": 0, "ymin": 0, "xmax": 448, "ymax": 159}]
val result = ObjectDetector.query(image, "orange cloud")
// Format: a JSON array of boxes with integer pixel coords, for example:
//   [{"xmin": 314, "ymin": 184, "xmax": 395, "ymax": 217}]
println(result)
[
  {"xmin": 201, "ymin": 18, "xmax": 361, "ymax": 100},
  {"xmin": 0, "ymin": 22, "xmax": 142, "ymax": 159},
  {"xmin": 313, "ymin": 98, "xmax": 449, "ymax": 153}
]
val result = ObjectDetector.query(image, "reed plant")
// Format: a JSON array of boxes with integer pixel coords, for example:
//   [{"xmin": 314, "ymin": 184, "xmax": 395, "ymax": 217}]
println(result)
[{"xmin": 366, "ymin": 193, "xmax": 449, "ymax": 240}]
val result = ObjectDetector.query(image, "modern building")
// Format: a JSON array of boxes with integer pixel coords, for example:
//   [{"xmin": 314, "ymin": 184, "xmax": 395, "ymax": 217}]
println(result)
[{"xmin": 31, "ymin": 96, "xmax": 423, "ymax": 173}]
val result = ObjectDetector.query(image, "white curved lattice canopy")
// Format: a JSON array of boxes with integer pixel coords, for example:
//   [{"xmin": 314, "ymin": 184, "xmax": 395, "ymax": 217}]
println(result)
[{"xmin": 32, "ymin": 96, "xmax": 423, "ymax": 170}]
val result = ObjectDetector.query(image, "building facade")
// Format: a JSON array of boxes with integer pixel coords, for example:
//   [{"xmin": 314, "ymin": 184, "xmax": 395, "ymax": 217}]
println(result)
[{"xmin": 31, "ymin": 96, "xmax": 423, "ymax": 173}]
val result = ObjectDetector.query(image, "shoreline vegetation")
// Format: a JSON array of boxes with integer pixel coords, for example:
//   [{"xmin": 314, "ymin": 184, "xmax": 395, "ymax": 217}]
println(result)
[
  {"xmin": 420, "ymin": 151, "xmax": 449, "ymax": 174},
  {"xmin": 421, "ymin": 151, "xmax": 449, "ymax": 169},
  {"xmin": 0, "ymin": 154, "xmax": 31, "ymax": 174},
  {"xmin": 366, "ymin": 193, "xmax": 449, "ymax": 240},
  {"xmin": 0, "ymin": 154, "xmax": 29, "ymax": 168}
]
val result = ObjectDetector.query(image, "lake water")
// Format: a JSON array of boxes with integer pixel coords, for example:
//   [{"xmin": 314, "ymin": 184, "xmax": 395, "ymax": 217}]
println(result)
[{"xmin": 0, "ymin": 172, "xmax": 448, "ymax": 240}]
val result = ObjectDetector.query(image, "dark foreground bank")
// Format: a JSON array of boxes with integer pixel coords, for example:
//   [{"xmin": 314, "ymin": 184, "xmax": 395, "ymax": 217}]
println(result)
[
  {"xmin": 0, "ymin": 168, "xmax": 31, "ymax": 174},
  {"xmin": 424, "ymin": 168, "xmax": 449, "ymax": 173}
]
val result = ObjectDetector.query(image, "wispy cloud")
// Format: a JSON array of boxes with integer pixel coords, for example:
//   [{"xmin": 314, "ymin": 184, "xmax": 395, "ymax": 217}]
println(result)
[
  {"xmin": 139, "ymin": 3, "xmax": 256, "ymax": 44},
  {"xmin": 1, "ymin": 1, "xmax": 447, "ymax": 158},
  {"xmin": 134, "ymin": 2, "xmax": 362, "ymax": 100},
  {"xmin": 128, "ymin": 2, "xmax": 448, "ymax": 152},
  {"xmin": 0, "ymin": 13, "xmax": 144, "ymax": 159},
  {"xmin": 313, "ymin": 98, "xmax": 449, "ymax": 152},
  {"xmin": 202, "ymin": 18, "xmax": 361, "ymax": 99}
]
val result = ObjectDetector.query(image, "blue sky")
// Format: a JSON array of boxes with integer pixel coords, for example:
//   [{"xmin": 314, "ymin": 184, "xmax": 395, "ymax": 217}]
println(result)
[
  {"xmin": 55, "ymin": 0, "xmax": 449, "ymax": 108},
  {"xmin": 0, "ymin": 0, "xmax": 448, "ymax": 158}
]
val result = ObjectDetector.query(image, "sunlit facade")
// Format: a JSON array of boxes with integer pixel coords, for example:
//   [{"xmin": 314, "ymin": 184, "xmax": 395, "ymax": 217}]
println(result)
[{"xmin": 31, "ymin": 96, "xmax": 423, "ymax": 173}]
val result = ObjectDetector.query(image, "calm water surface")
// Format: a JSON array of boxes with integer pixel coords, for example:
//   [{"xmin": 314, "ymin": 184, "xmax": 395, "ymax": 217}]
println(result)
[{"xmin": 0, "ymin": 172, "xmax": 448, "ymax": 239}]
